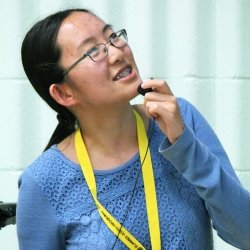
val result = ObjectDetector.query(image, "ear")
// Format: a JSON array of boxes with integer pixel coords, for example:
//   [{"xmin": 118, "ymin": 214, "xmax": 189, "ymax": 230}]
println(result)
[{"xmin": 49, "ymin": 83, "xmax": 77, "ymax": 107}]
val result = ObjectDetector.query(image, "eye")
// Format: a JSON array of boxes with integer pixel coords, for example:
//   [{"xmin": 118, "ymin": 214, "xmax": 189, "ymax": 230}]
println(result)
[
  {"xmin": 110, "ymin": 32, "xmax": 123, "ymax": 44},
  {"xmin": 86, "ymin": 46, "xmax": 99, "ymax": 56},
  {"xmin": 110, "ymin": 32, "xmax": 118, "ymax": 40},
  {"xmin": 87, "ymin": 44, "xmax": 105, "ymax": 61},
  {"xmin": 109, "ymin": 30, "xmax": 127, "ymax": 47}
]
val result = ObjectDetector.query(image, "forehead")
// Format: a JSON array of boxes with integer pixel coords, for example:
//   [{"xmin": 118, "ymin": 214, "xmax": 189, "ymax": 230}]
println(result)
[
  {"xmin": 62, "ymin": 11, "xmax": 106, "ymax": 33},
  {"xmin": 56, "ymin": 11, "xmax": 108, "ymax": 48}
]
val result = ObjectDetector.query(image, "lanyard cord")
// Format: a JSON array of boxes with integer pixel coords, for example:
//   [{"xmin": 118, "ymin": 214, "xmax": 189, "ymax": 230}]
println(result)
[
  {"xmin": 75, "ymin": 111, "xmax": 161, "ymax": 249},
  {"xmin": 112, "ymin": 116, "xmax": 155, "ymax": 249}
]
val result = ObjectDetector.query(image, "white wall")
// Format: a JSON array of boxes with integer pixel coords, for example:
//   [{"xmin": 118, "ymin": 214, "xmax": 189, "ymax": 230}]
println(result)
[{"xmin": 1, "ymin": 0, "xmax": 250, "ymax": 249}]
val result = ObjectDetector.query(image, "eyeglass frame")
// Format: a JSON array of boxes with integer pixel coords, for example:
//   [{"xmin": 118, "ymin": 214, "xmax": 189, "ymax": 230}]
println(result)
[{"xmin": 62, "ymin": 29, "xmax": 128, "ymax": 77}]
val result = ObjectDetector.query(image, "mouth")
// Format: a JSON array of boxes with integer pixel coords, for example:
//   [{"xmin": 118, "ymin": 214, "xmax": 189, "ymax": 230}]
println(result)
[{"xmin": 113, "ymin": 66, "xmax": 132, "ymax": 81}]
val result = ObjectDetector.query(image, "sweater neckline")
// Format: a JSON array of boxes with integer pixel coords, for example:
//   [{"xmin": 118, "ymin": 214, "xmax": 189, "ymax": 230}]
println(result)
[{"xmin": 51, "ymin": 118, "xmax": 154, "ymax": 175}]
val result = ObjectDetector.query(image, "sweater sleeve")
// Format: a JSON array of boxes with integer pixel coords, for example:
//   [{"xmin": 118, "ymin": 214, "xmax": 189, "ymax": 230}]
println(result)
[
  {"xmin": 159, "ymin": 98, "xmax": 250, "ymax": 250},
  {"xmin": 16, "ymin": 169, "xmax": 66, "ymax": 250}
]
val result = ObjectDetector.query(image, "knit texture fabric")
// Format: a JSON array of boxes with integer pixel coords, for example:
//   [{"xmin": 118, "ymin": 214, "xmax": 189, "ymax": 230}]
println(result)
[
  {"xmin": 17, "ymin": 98, "xmax": 250, "ymax": 250},
  {"xmin": 28, "ymin": 121, "xmax": 211, "ymax": 249}
]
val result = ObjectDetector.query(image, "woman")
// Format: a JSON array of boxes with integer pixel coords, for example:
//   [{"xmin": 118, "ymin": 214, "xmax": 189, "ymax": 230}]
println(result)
[{"xmin": 16, "ymin": 8, "xmax": 250, "ymax": 250}]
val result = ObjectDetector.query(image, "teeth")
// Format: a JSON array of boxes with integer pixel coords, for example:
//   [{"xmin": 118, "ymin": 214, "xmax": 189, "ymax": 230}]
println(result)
[{"xmin": 116, "ymin": 68, "xmax": 131, "ymax": 79}]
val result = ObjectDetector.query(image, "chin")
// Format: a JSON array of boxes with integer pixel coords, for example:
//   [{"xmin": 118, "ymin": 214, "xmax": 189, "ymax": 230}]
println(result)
[{"xmin": 130, "ymin": 86, "xmax": 141, "ymax": 100}]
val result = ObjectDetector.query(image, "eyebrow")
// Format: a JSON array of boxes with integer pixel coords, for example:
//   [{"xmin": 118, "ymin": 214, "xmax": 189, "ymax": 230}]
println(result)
[
  {"xmin": 103, "ymin": 23, "xmax": 113, "ymax": 33},
  {"xmin": 77, "ymin": 24, "xmax": 113, "ymax": 51}
]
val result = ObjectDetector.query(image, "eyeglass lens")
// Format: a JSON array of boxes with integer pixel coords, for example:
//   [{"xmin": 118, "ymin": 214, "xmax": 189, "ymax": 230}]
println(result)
[
  {"xmin": 89, "ymin": 29, "xmax": 127, "ymax": 62},
  {"xmin": 62, "ymin": 29, "xmax": 127, "ymax": 75}
]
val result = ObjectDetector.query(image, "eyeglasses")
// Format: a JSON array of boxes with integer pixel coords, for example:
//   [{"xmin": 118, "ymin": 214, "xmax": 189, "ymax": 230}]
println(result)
[{"xmin": 62, "ymin": 29, "xmax": 128, "ymax": 77}]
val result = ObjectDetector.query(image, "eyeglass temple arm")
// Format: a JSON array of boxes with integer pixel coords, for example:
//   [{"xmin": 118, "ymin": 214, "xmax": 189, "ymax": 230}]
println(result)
[{"xmin": 62, "ymin": 54, "xmax": 88, "ymax": 77}]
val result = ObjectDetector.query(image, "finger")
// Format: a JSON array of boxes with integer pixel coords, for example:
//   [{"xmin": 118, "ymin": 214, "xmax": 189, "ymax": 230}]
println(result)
[
  {"xmin": 141, "ymin": 79, "xmax": 173, "ymax": 95},
  {"xmin": 144, "ymin": 92, "xmax": 176, "ymax": 103},
  {"xmin": 143, "ymin": 93, "xmax": 178, "ymax": 119},
  {"xmin": 144, "ymin": 100, "xmax": 184, "ymax": 143},
  {"xmin": 145, "ymin": 100, "xmax": 178, "ymax": 118}
]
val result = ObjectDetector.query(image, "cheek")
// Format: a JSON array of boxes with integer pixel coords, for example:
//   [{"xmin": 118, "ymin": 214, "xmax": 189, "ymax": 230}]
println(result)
[
  {"xmin": 125, "ymin": 46, "xmax": 139, "ymax": 69},
  {"xmin": 73, "ymin": 63, "xmax": 108, "ymax": 84},
  {"xmin": 70, "ymin": 66, "xmax": 109, "ymax": 98},
  {"xmin": 125, "ymin": 45, "xmax": 135, "ymax": 58}
]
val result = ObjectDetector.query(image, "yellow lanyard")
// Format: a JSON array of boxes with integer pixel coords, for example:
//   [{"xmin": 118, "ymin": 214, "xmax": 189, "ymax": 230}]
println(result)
[{"xmin": 75, "ymin": 110, "xmax": 161, "ymax": 249}]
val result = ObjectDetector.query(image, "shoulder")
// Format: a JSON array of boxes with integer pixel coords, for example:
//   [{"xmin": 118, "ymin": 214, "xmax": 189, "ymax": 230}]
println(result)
[
  {"xmin": 176, "ymin": 97, "xmax": 204, "ymax": 118},
  {"xmin": 18, "ymin": 149, "xmax": 56, "ymax": 186},
  {"xmin": 19, "ymin": 147, "xmax": 78, "ymax": 191},
  {"xmin": 176, "ymin": 97, "xmax": 194, "ymax": 114},
  {"xmin": 176, "ymin": 97, "xmax": 209, "ymax": 131}
]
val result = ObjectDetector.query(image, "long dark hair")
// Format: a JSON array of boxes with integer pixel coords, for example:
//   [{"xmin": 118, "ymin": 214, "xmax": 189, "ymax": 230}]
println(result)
[{"xmin": 21, "ymin": 8, "xmax": 91, "ymax": 151}]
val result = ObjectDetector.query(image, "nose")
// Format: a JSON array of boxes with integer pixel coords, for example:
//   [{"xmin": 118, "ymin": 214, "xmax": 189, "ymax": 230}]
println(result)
[{"xmin": 107, "ymin": 44, "xmax": 125, "ymax": 65}]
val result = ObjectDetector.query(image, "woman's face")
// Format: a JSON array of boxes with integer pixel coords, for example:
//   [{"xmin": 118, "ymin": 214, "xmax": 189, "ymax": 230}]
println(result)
[{"xmin": 56, "ymin": 11, "xmax": 142, "ymax": 109}]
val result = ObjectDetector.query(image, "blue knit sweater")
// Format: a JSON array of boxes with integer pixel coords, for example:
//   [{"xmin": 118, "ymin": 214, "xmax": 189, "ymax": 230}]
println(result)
[{"xmin": 16, "ymin": 98, "xmax": 250, "ymax": 250}]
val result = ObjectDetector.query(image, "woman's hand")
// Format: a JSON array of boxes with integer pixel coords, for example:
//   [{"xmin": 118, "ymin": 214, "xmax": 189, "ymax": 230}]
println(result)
[{"xmin": 142, "ymin": 79, "xmax": 184, "ymax": 144}]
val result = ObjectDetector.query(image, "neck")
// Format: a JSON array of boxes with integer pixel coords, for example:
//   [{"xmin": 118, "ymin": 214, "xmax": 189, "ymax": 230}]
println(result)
[
  {"xmin": 58, "ymin": 104, "xmax": 149, "ymax": 170},
  {"xmin": 76, "ymin": 104, "xmax": 137, "ymax": 154}
]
